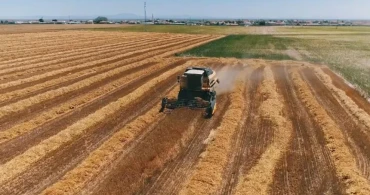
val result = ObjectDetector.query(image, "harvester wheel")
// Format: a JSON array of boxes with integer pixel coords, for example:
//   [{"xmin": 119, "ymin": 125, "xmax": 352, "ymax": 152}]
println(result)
[
  {"xmin": 160, "ymin": 98, "xmax": 168, "ymax": 112},
  {"xmin": 212, "ymin": 103, "xmax": 217, "ymax": 115},
  {"xmin": 206, "ymin": 106, "xmax": 214, "ymax": 118}
]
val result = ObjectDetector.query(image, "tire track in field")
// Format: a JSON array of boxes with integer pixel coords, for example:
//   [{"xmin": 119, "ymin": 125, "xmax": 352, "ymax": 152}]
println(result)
[
  {"xmin": 139, "ymin": 66, "xmax": 239, "ymax": 195},
  {"xmin": 140, "ymin": 97, "xmax": 230, "ymax": 195},
  {"xmin": 0, "ymin": 36, "xmax": 214, "ymax": 126},
  {"xmin": 270, "ymin": 66, "xmax": 343, "ymax": 195},
  {"xmin": 0, "ymin": 31, "xmax": 115, "ymax": 45},
  {"xmin": 0, "ymin": 36, "xmax": 122, "ymax": 59},
  {"xmin": 0, "ymin": 31, "xmax": 108, "ymax": 43},
  {"xmin": 292, "ymin": 70, "xmax": 370, "ymax": 194},
  {"xmin": 179, "ymin": 73, "xmax": 248, "ymax": 195},
  {"xmin": 0, "ymin": 34, "xmax": 143, "ymax": 59},
  {"xmin": 234, "ymin": 66, "xmax": 293, "ymax": 195},
  {"xmin": 0, "ymin": 69, "xmax": 183, "ymax": 195},
  {"xmin": 0, "ymin": 35, "xmax": 188, "ymax": 98},
  {"xmin": 0, "ymin": 36, "xmax": 176, "ymax": 79},
  {"xmin": 0, "ymin": 35, "xmax": 133, "ymax": 53},
  {"xmin": 302, "ymin": 68, "xmax": 370, "ymax": 180},
  {"xmin": 0, "ymin": 37, "xmax": 218, "ymax": 137},
  {"xmin": 0, "ymin": 32, "xmax": 202, "ymax": 60},
  {"xmin": 218, "ymin": 66, "xmax": 264, "ymax": 195},
  {"xmin": 0, "ymin": 63, "xmax": 191, "ymax": 191},
  {"xmin": 0, "ymin": 59, "xmax": 188, "ymax": 164},
  {"xmin": 0, "ymin": 33, "xmax": 141, "ymax": 51},
  {"xmin": 315, "ymin": 68, "xmax": 370, "ymax": 132},
  {"xmin": 0, "ymin": 34, "xmax": 200, "ymax": 90},
  {"xmin": 0, "ymin": 34, "xmax": 189, "ymax": 76},
  {"xmin": 0, "ymin": 33, "xmax": 106, "ymax": 48},
  {"xmin": 0, "ymin": 34, "xmax": 147, "ymax": 66},
  {"xmin": 41, "ymin": 87, "xmax": 181, "ymax": 195},
  {"xmin": 89, "ymin": 107, "xmax": 205, "ymax": 195},
  {"xmin": 322, "ymin": 68, "xmax": 370, "ymax": 115}
]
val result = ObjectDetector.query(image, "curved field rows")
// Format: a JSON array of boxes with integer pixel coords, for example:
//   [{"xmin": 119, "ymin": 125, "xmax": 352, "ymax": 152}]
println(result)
[{"xmin": 1, "ymin": 31, "xmax": 370, "ymax": 195}]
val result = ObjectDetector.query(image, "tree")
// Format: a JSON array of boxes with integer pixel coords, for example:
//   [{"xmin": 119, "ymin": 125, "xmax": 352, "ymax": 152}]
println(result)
[
  {"xmin": 52, "ymin": 19, "xmax": 58, "ymax": 22},
  {"xmin": 39, "ymin": 17, "xmax": 44, "ymax": 23},
  {"xmin": 258, "ymin": 20, "xmax": 266, "ymax": 25},
  {"xmin": 236, "ymin": 20, "xmax": 244, "ymax": 25},
  {"xmin": 0, "ymin": 20, "xmax": 3, "ymax": 24},
  {"xmin": 4, "ymin": 20, "xmax": 8, "ymax": 24},
  {"xmin": 93, "ymin": 16, "xmax": 108, "ymax": 24}
]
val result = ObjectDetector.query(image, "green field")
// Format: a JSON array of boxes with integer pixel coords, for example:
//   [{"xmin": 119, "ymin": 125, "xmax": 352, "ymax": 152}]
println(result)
[
  {"xmin": 90, "ymin": 25, "xmax": 256, "ymax": 34},
  {"xmin": 93, "ymin": 25, "xmax": 370, "ymax": 96},
  {"xmin": 178, "ymin": 35, "xmax": 294, "ymax": 60},
  {"xmin": 91, "ymin": 25, "xmax": 370, "ymax": 35}
]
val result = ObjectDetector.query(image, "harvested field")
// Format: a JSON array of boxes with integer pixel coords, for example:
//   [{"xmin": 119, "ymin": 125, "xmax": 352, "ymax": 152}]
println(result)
[{"xmin": 0, "ymin": 30, "xmax": 370, "ymax": 195}]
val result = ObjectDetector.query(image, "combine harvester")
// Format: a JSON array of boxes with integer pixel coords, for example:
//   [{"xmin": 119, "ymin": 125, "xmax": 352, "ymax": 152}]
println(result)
[{"xmin": 161, "ymin": 67, "xmax": 220, "ymax": 118}]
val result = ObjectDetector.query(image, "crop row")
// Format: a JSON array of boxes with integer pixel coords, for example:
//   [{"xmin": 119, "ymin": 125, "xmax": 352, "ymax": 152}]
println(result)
[
  {"xmin": 0, "ymin": 36, "xmax": 220, "ymax": 144},
  {"xmin": 0, "ymin": 35, "xmax": 185, "ymax": 80},
  {"xmin": 181, "ymin": 69, "xmax": 247, "ymax": 195},
  {"xmin": 0, "ymin": 63, "xmax": 189, "ymax": 186},
  {"xmin": 291, "ymin": 70, "xmax": 370, "ymax": 194},
  {"xmin": 234, "ymin": 66, "xmax": 292, "ymax": 195},
  {"xmin": 0, "ymin": 35, "xmax": 209, "ymax": 90},
  {"xmin": 0, "ymin": 58, "xmax": 180, "ymax": 145}
]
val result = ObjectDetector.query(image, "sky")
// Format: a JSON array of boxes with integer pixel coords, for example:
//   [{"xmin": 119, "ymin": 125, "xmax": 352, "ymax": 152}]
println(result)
[{"xmin": 0, "ymin": 0, "xmax": 370, "ymax": 19}]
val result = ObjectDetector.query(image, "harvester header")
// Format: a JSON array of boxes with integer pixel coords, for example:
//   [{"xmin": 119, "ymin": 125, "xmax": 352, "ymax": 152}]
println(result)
[{"xmin": 161, "ymin": 67, "xmax": 220, "ymax": 117}]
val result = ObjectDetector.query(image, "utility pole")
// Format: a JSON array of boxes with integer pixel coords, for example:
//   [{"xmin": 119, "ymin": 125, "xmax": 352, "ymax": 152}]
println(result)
[{"xmin": 144, "ymin": 2, "xmax": 147, "ymax": 31}]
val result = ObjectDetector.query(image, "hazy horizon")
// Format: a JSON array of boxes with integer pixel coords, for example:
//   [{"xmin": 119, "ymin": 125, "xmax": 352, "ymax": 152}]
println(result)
[{"xmin": 1, "ymin": 0, "xmax": 370, "ymax": 20}]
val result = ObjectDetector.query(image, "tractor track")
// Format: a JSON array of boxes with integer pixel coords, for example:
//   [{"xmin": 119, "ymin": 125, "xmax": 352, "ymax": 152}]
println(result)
[
  {"xmin": 0, "ymin": 73, "xmax": 181, "ymax": 195},
  {"xmin": 0, "ymin": 36, "xmax": 213, "ymax": 129},
  {"xmin": 2, "ymin": 30, "xmax": 370, "ymax": 194},
  {"xmin": 89, "ymin": 104, "xmax": 223, "ymax": 195},
  {"xmin": 0, "ymin": 34, "xmax": 140, "ymax": 55},
  {"xmin": 139, "ymin": 97, "xmax": 230, "ymax": 195},
  {"xmin": 0, "ymin": 33, "xmax": 145, "ymax": 52},
  {"xmin": 0, "ymin": 36, "xmax": 180, "ymax": 80},
  {"xmin": 220, "ymin": 66, "xmax": 266, "ymax": 195},
  {"xmin": 138, "ymin": 65, "xmax": 234, "ymax": 195},
  {"xmin": 270, "ymin": 66, "xmax": 343, "ymax": 195},
  {"xmin": 0, "ymin": 35, "xmax": 206, "ymax": 91},
  {"xmin": 0, "ymin": 33, "xmax": 155, "ymax": 59},
  {"xmin": 322, "ymin": 68, "xmax": 370, "ymax": 115},
  {"xmin": 0, "ymin": 34, "xmax": 152, "ymax": 65},
  {"xmin": 301, "ymin": 68, "xmax": 370, "ymax": 181},
  {"xmin": 0, "ymin": 36, "xmax": 204, "ymax": 105},
  {"xmin": 0, "ymin": 59, "xmax": 190, "ymax": 164},
  {"xmin": 0, "ymin": 32, "xmax": 203, "ymax": 60},
  {"xmin": 0, "ymin": 34, "xmax": 191, "ymax": 77}
]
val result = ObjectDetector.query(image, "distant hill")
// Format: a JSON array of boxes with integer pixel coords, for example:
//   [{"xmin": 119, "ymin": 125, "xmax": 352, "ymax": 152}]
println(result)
[
  {"xmin": 0, "ymin": 13, "xmax": 142, "ymax": 20},
  {"xmin": 0, "ymin": 13, "xmax": 221, "ymax": 20}
]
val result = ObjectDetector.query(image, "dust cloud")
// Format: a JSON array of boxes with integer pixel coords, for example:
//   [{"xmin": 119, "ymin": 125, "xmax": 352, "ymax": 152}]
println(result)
[{"xmin": 215, "ymin": 65, "xmax": 246, "ymax": 95}]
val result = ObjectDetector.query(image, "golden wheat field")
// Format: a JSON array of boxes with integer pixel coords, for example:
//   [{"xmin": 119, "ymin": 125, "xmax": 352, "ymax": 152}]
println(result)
[{"xmin": 0, "ymin": 30, "xmax": 370, "ymax": 195}]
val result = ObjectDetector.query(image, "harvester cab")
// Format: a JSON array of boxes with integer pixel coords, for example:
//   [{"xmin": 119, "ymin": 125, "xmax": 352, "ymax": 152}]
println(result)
[{"xmin": 161, "ymin": 67, "xmax": 220, "ymax": 118}]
